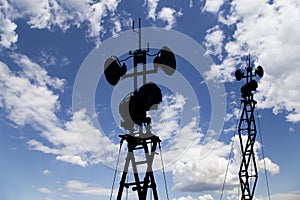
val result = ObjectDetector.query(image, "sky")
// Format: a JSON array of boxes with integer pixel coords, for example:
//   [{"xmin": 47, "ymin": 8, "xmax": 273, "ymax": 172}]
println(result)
[{"xmin": 0, "ymin": 0, "xmax": 300, "ymax": 200}]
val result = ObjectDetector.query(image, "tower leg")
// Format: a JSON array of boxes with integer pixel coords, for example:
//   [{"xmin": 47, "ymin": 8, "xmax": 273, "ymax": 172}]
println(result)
[
  {"xmin": 117, "ymin": 151, "xmax": 131, "ymax": 200},
  {"xmin": 131, "ymin": 153, "xmax": 143, "ymax": 199},
  {"xmin": 116, "ymin": 134, "xmax": 160, "ymax": 200}
]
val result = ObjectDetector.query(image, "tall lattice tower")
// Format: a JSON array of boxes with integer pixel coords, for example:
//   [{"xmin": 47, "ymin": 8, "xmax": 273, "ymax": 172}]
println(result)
[
  {"xmin": 235, "ymin": 56, "xmax": 264, "ymax": 200},
  {"xmin": 104, "ymin": 18, "xmax": 176, "ymax": 200}
]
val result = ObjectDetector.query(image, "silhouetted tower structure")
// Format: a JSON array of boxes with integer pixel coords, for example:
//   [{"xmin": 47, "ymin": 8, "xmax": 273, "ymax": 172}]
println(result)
[
  {"xmin": 235, "ymin": 56, "xmax": 264, "ymax": 200},
  {"xmin": 104, "ymin": 18, "xmax": 176, "ymax": 200}
]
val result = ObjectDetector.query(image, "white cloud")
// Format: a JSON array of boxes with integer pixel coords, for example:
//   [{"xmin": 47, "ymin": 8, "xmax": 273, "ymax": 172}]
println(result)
[
  {"xmin": 172, "ymin": 139, "xmax": 237, "ymax": 192},
  {"xmin": 205, "ymin": 0, "xmax": 300, "ymax": 122},
  {"xmin": 289, "ymin": 127, "xmax": 295, "ymax": 132},
  {"xmin": 0, "ymin": 0, "xmax": 18, "ymax": 48},
  {"xmin": 146, "ymin": 93, "xmax": 279, "ymax": 193},
  {"xmin": 171, "ymin": 134, "xmax": 279, "ymax": 192},
  {"xmin": 144, "ymin": 0, "xmax": 185, "ymax": 30},
  {"xmin": 258, "ymin": 157, "xmax": 280, "ymax": 175},
  {"xmin": 173, "ymin": 194, "xmax": 214, "ymax": 200},
  {"xmin": 112, "ymin": 19, "xmax": 122, "ymax": 36},
  {"xmin": 38, "ymin": 187, "xmax": 54, "ymax": 194},
  {"xmin": 152, "ymin": 94, "xmax": 186, "ymax": 141},
  {"xmin": 0, "ymin": 0, "xmax": 125, "ymax": 48},
  {"xmin": 145, "ymin": 0, "xmax": 160, "ymax": 20},
  {"xmin": 65, "ymin": 180, "xmax": 111, "ymax": 196},
  {"xmin": 0, "ymin": 17, "xmax": 18, "ymax": 48},
  {"xmin": 173, "ymin": 195, "xmax": 195, "ymax": 200},
  {"xmin": 11, "ymin": 54, "xmax": 65, "ymax": 90},
  {"xmin": 56, "ymin": 155, "xmax": 88, "ymax": 167},
  {"xmin": 37, "ymin": 50, "xmax": 69, "ymax": 67},
  {"xmin": 204, "ymin": 57, "xmax": 236, "ymax": 83},
  {"xmin": 28, "ymin": 140, "xmax": 60, "ymax": 154},
  {"xmin": 38, "ymin": 50, "xmax": 57, "ymax": 67},
  {"xmin": 42, "ymin": 169, "xmax": 52, "ymax": 175},
  {"xmin": 189, "ymin": 0, "xmax": 193, "ymax": 8},
  {"xmin": 199, "ymin": 194, "xmax": 214, "ymax": 200},
  {"xmin": 64, "ymin": 179, "xmax": 137, "ymax": 199},
  {"xmin": 149, "ymin": 95, "xmax": 233, "ymax": 192},
  {"xmin": 173, "ymin": 190, "xmax": 300, "ymax": 200},
  {"xmin": 0, "ymin": 55, "xmax": 118, "ymax": 167},
  {"xmin": 203, "ymin": 0, "xmax": 224, "ymax": 14},
  {"xmin": 204, "ymin": 25, "xmax": 225, "ymax": 59},
  {"xmin": 26, "ymin": 107, "xmax": 118, "ymax": 167},
  {"xmin": 21, "ymin": 0, "xmax": 52, "ymax": 29},
  {"xmin": 157, "ymin": 7, "xmax": 182, "ymax": 30},
  {"xmin": 0, "ymin": 59, "xmax": 61, "ymax": 127},
  {"xmin": 255, "ymin": 190, "xmax": 300, "ymax": 200},
  {"xmin": 149, "ymin": 93, "xmax": 203, "ymax": 171}
]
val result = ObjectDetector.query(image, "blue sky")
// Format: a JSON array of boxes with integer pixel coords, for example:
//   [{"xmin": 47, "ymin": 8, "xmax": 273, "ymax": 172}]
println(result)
[{"xmin": 1, "ymin": 0, "xmax": 300, "ymax": 200}]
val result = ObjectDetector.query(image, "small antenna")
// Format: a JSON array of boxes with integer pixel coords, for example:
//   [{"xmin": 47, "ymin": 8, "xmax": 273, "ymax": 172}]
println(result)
[
  {"xmin": 247, "ymin": 54, "xmax": 251, "ymax": 82},
  {"xmin": 248, "ymin": 53, "xmax": 251, "ymax": 68},
  {"xmin": 132, "ymin": 18, "xmax": 142, "ymax": 50},
  {"xmin": 138, "ymin": 18, "xmax": 141, "ymax": 50},
  {"xmin": 132, "ymin": 20, "xmax": 135, "ymax": 32}
]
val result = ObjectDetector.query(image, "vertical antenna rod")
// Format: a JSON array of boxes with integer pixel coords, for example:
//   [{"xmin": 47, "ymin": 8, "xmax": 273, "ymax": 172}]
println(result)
[
  {"xmin": 132, "ymin": 18, "xmax": 147, "ymax": 90},
  {"xmin": 139, "ymin": 18, "xmax": 142, "ymax": 50}
]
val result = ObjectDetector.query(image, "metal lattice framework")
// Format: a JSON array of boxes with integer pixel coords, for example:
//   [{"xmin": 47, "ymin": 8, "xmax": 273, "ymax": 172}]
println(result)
[
  {"xmin": 117, "ymin": 133, "xmax": 160, "ymax": 200},
  {"xmin": 238, "ymin": 96, "xmax": 258, "ymax": 200},
  {"xmin": 236, "ymin": 56, "xmax": 264, "ymax": 200},
  {"xmin": 105, "ymin": 18, "xmax": 175, "ymax": 200}
]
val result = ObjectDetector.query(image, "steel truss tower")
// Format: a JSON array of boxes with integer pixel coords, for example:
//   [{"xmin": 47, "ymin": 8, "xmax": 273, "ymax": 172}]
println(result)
[
  {"xmin": 117, "ymin": 132, "xmax": 160, "ymax": 200},
  {"xmin": 238, "ymin": 95, "xmax": 258, "ymax": 200},
  {"xmin": 235, "ymin": 56, "xmax": 264, "ymax": 200},
  {"xmin": 105, "ymin": 18, "xmax": 175, "ymax": 200}
]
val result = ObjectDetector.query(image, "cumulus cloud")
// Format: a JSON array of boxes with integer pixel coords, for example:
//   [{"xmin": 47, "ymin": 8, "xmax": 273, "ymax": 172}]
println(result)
[
  {"xmin": 0, "ymin": 59, "xmax": 61, "ymax": 127},
  {"xmin": 157, "ymin": 7, "xmax": 182, "ymax": 30},
  {"xmin": 148, "ymin": 93, "xmax": 278, "ymax": 193},
  {"xmin": 171, "ymin": 134, "xmax": 279, "ymax": 193},
  {"xmin": 0, "ymin": 54, "xmax": 118, "ymax": 167},
  {"xmin": 138, "ymin": 89, "xmax": 279, "ymax": 194},
  {"xmin": 11, "ymin": 54, "xmax": 65, "ymax": 90},
  {"xmin": 145, "ymin": 0, "xmax": 160, "ymax": 20},
  {"xmin": 258, "ymin": 157, "xmax": 280, "ymax": 175},
  {"xmin": 1, "ymin": 0, "xmax": 186, "ymax": 48},
  {"xmin": 204, "ymin": 0, "xmax": 300, "ymax": 122},
  {"xmin": 255, "ymin": 190, "xmax": 300, "ymax": 200},
  {"xmin": 0, "ymin": 0, "xmax": 18, "ymax": 48},
  {"xmin": 0, "ymin": 17, "xmax": 18, "ymax": 48},
  {"xmin": 38, "ymin": 187, "xmax": 54, "ymax": 194},
  {"xmin": 172, "ymin": 138, "xmax": 237, "ymax": 192},
  {"xmin": 204, "ymin": 25, "xmax": 225, "ymax": 59},
  {"xmin": 42, "ymin": 169, "xmax": 52, "ymax": 175},
  {"xmin": 173, "ymin": 194, "xmax": 214, "ymax": 200},
  {"xmin": 65, "ymin": 180, "xmax": 112, "ymax": 196},
  {"xmin": 204, "ymin": 57, "xmax": 236, "ymax": 83},
  {"xmin": 149, "ymin": 93, "xmax": 202, "ymax": 171},
  {"xmin": 152, "ymin": 93, "xmax": 186, "ymax": 141},
  {"xmin": 143, "ymin": 0, "xmax": 184, "ymax": 30},
  {"xmin": 0, "ymin": 0, "xmax": 128, "ymax": 48},
  {"xmin": 203, "ymin": 0, "xmax": 224, "ymax": 14}
]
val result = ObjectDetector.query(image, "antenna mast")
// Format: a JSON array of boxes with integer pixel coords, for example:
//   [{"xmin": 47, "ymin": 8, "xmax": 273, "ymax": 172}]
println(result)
[{"xmin": 104, "ymin": 18, "xmax": 176, "ymax": 200}]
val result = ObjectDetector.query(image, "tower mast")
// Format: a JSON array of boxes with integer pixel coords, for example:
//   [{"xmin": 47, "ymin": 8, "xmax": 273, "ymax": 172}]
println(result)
[{"xmin": 235, "ymin": 55, "xmax": 264, "ymax": 200}]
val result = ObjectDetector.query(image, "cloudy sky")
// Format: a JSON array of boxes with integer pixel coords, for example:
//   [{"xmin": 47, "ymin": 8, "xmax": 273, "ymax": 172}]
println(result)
[{"xmin": 1, "ymin": 0, "xmax": 300, "ymax": 200}]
